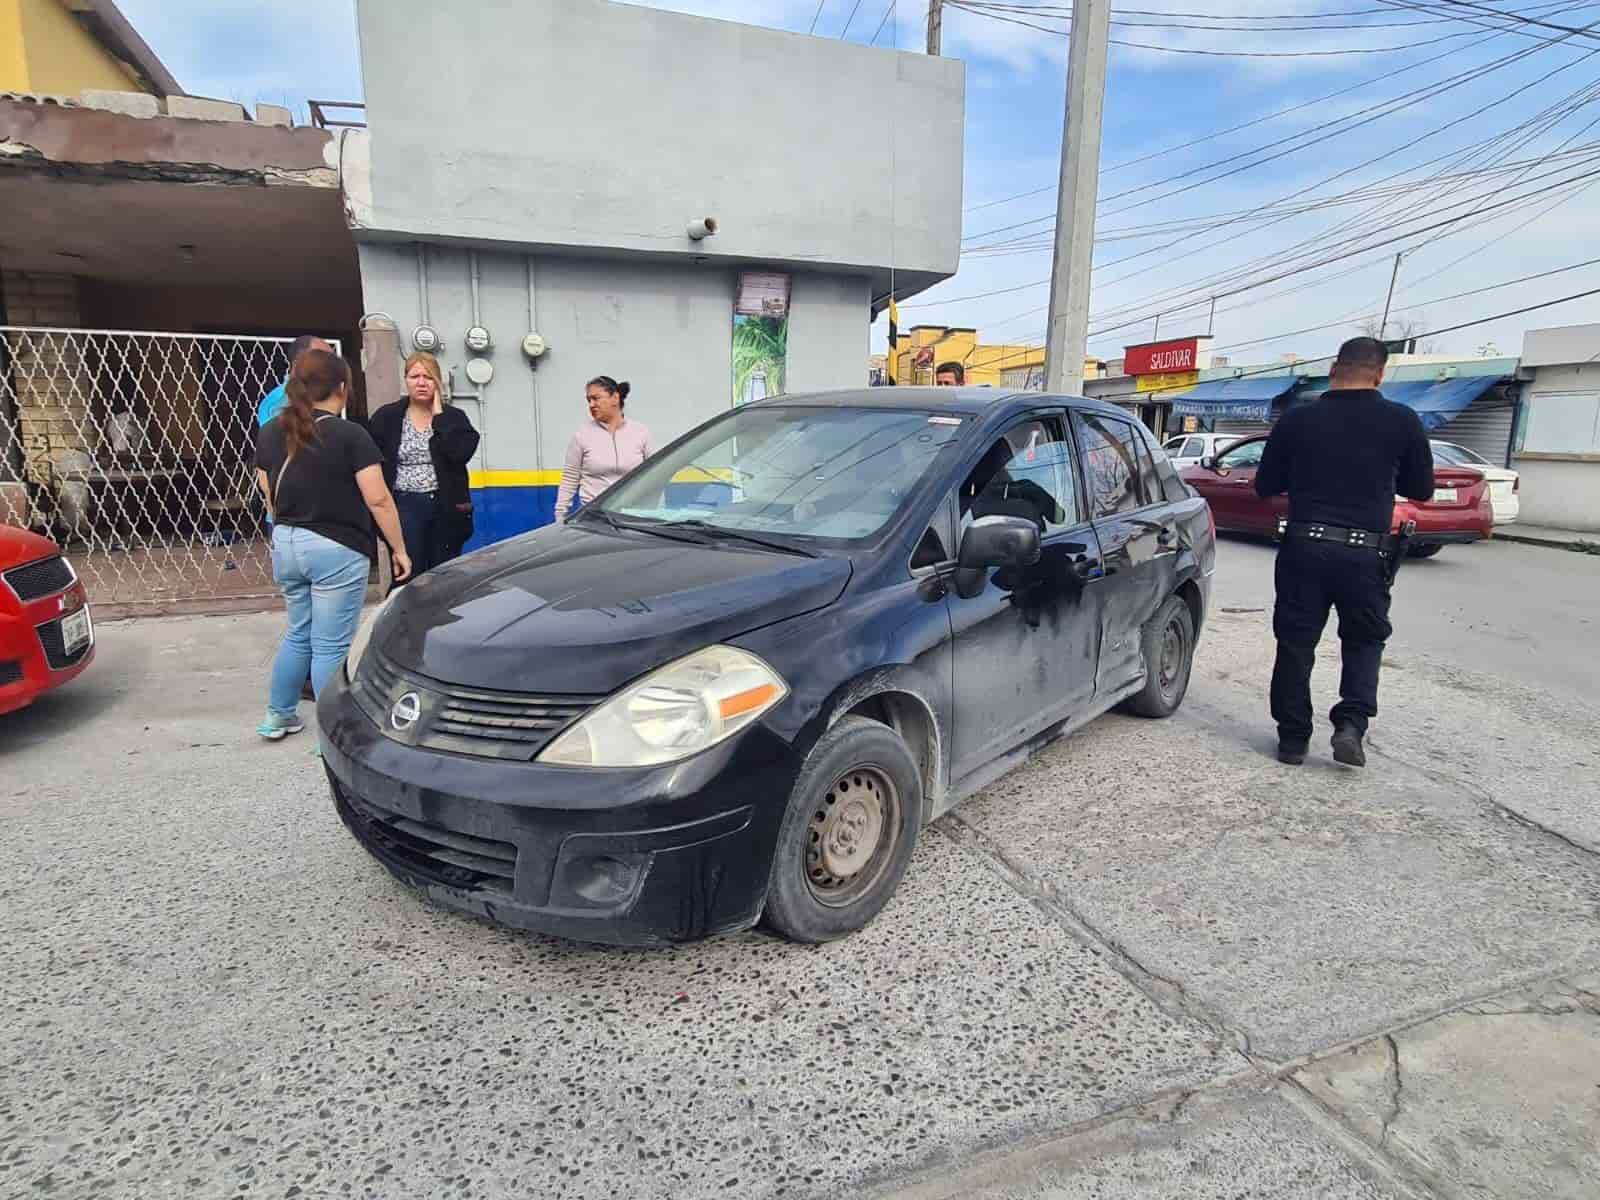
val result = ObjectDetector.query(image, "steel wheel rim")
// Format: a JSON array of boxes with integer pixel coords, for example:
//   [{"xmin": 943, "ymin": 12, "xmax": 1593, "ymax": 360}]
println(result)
[
  {"xmin": 805, "ymin": 765, "xmax": 899, "ymax": 908},
  {"xmin": 1158, "ymin": 614, "xmax": 1188, "ymax": 699}
]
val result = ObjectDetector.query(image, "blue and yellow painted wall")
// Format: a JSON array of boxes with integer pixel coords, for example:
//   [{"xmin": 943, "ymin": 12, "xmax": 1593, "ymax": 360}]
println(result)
[{"xmin": 463, "ymin": 470, "xmax": 560, "ymax": 552}]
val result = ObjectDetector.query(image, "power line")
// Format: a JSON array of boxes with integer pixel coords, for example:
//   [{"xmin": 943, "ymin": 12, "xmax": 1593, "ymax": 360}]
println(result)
[
  {"xmin": 839, "ymin": 0, "xmax": 867, "ymax": 37},
  {"xmin": 1202, "ymin": 254, "xmax": 1600, "ymax": 355},
  {"xmin": 1088, "ymin": 282, "xmax": 1600, "ymax": 400},
  {"xmin": 960, "ymin": 0, "xmax": 1600, "ymax": 215},
  {"xmin": 962, "ymin": 11, "xmax": 1600, "ymax": 242},
  {"xmin": 1084, "ymin": 158, "xmax": 1600, "ymax": 339},
  {"xmin": 927, "ymin": 55, "xmax": 1600, "ymax": 309},
  {"xmin": 808, "ymin": 0, "xmax": 828, "ymax": 34},
  {"xmin": 947, "ymin": 0, "xmax": 1502, "ymax": 53},
  {"xmin": 870, "ymin": 0, "xmax": 897, "ymax": 43},
  {"xmin": 1083, "ymin": 74, "xmax": 1600, "ymax": 328}
]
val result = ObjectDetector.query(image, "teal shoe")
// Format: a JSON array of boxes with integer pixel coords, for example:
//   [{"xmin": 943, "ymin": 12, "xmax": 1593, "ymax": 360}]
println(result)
[{"xmin": 257, "ymin": 710, "xmax": 304, "ymax": 741}]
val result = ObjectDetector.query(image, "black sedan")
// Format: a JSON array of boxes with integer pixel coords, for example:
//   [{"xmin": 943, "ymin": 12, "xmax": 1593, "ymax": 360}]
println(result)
[{"xmin": 319, "ymin": 389, "xmax": 1215, "ymax": 945}]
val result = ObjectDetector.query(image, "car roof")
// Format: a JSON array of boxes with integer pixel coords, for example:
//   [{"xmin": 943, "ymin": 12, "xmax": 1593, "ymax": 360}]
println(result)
[{"xmin": 751, "ymin": 386, "xmax": 1141, "ymax": 423}]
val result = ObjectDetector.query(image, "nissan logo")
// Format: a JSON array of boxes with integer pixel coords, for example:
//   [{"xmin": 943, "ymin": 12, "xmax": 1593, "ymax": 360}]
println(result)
[{"xmin": 390, "ymin": 691, "xmax": 422, "ymax": 732}]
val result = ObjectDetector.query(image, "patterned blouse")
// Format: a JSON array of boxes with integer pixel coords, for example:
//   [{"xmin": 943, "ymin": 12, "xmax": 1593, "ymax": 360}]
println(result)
[{"xmin": 395, "ymin": 415, "xmax": 438, "ymax": 494}]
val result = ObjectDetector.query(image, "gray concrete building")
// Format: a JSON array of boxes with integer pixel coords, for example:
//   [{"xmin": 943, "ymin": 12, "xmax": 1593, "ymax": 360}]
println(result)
[
  {"xmin": 1516, "ymin": 322, "xmax": 1600, "ymax": 531},
  {"xmin": 344, "ymin": 0, "xmax": 964, "ymax": 545}
]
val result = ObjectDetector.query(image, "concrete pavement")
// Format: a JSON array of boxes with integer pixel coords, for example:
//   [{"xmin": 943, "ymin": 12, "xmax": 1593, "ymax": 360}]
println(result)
[{"xmin": 1, "ymin": 537, "xmax": 1596, "ymax": 1199}]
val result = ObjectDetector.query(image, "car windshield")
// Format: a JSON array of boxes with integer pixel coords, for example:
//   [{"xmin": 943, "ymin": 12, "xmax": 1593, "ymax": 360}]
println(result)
[
  {"xmin": 588, "ymin": 405, "xmax": 966, "ymax": 544},
  {"xmin": 1431, "ymin": 442, "xmax": 1489, "ymax": 467}
]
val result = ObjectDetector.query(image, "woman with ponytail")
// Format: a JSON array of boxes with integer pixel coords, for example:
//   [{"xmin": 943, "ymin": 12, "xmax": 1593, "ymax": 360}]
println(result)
[
  {"xmin": 254, "ymin": 349, "xmax": 411, "ymax": 742},
  {"xmin": 553, "ymin": 375, "xmax": 653, "ymax": 523}
]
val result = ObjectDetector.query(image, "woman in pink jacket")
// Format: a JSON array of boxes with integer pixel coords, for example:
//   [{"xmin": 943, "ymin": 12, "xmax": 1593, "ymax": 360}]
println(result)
[{"xmin": 553, "ymin": 376, "xmax": 654, "ymax": 523}]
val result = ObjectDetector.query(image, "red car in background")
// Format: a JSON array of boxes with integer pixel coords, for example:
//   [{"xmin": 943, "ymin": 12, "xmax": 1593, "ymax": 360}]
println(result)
[
  {"xmin": 1180, "ymin": 435, "xmax": 1493, "ymax": 559},
  {"xmin": 1, "ymin": 524, "xmax": 95, "ymax": 715}
]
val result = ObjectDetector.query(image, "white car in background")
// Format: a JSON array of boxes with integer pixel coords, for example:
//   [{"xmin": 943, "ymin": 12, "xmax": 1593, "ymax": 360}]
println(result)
[
  {"xmin": 1161, "ymin": 432, "xmax": 1239, "ymax": 470},
  {"xmin": 1432, "ymin": 440, "xmax": 1519, "ymax": 524}
]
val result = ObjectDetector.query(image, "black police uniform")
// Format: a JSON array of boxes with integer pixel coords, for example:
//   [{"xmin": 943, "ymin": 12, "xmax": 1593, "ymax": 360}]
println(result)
[{"xmin": 1254, "ymin": 388, "xmax": 1434, "ymax": 751}]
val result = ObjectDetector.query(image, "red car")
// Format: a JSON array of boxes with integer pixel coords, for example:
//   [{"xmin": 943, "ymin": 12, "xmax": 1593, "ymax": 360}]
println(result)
[
  {"xmin": 1, "ymin": 524, "xmax": 95, "ymax": 715},
  {"xmin": 1180, "ymin": 435, "xmax": 1493, "ymax": 558}
]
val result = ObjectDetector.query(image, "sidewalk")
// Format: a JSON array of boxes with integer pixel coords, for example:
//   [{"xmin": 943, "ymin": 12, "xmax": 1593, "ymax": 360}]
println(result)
[{"xmin": 1494, "ymin": 522, "xmax": 1600, "ymax": 550}]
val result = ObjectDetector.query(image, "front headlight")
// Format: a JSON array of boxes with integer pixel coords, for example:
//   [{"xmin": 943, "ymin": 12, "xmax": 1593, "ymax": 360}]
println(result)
[
  {"xmin": 345, "ymin": 587, "xmax": 400, "ymax": 681},
  {"xmin": 539, "ymin": 645, "xmax": 788, "ymax": 768}
]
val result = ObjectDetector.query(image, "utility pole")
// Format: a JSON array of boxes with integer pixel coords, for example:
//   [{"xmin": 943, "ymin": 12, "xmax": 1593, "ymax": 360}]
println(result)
[
  {"xmin": 1379, "ymin": 252, "xmax": 1403, "ymax": 340},
  {"xmin": 927, "ymin": 0, "xmax": 943, "ymax": 55},
  {"xmin": 1044, "ymin": 0, "xmax": 1113, "ymax": 396}
]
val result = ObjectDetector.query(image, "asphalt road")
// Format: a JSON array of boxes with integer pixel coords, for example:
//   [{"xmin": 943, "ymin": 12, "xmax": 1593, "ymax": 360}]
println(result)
[{"xmin": 2, "ymin": 536, "xmax": 1597, "ymax": 1200}]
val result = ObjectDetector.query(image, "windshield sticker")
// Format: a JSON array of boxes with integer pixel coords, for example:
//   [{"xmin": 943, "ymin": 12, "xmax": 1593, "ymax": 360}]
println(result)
[{"xmin": 927, "ymin": 416, "xmax": 963, "ymax": 426}]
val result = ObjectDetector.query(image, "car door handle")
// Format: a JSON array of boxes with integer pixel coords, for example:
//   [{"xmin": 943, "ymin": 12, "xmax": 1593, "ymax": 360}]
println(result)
[{"xmin": 1071, "ymin": 553, "xmax": 1105, "ymax": 580}]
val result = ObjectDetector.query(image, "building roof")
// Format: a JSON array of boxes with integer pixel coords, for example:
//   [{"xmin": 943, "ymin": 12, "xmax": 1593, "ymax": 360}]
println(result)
[{"xmin": 58, "ymin": 0, "xmax": 182, "ymax": 96}]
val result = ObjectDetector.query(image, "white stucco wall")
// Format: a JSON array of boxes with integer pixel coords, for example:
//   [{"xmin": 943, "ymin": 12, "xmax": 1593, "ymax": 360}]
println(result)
[
  {"xmin": 352, "ymin": 0, "xmax": 963, "ymax": 300},
  {"xmin": 358, "ymin": 242, "xmax": 869, "ymax": 473},
  {"xmin": 1514, "ymin": 359, "xmax": 1600, "ymax": 530}
]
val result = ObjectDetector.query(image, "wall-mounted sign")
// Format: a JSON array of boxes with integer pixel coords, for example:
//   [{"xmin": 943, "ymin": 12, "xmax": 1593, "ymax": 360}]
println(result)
[
  {"xmin": 1135, "ymin": 370, "xmax": 1199, "ymax": 394},
  {"xmin": 735, "ymin": 272, "xmax": 792, "ymax": 318},
  {"xmin": 1124, "ymin": 337, "xmax": 1206, "ymax": 376}
]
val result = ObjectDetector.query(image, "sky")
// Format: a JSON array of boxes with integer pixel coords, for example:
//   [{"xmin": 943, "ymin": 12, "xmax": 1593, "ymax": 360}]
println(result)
[{"xmin": 116, "ymin": 0, "xmax": 1600, "ymax": 368}]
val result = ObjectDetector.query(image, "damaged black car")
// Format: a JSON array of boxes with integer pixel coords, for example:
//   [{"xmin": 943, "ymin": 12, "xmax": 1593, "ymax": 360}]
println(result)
[{"xmin": 319, "ymin": 389, "xmax": 1214, "ymax": 945}]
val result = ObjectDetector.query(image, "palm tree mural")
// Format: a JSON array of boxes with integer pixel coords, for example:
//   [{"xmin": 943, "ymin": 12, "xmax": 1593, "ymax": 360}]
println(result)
[{"xmin": 733, "ymin": 315, "xmax": 788, "ymax": 406}]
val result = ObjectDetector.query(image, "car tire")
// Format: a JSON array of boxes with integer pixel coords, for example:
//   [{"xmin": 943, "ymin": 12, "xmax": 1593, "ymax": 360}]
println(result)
[
  {"xmin": 1123, "ymin": 593, "xmax": 1195, "ymax": 719},
  {"xmin": 762, "ymin": 715, "xmax": 923, "ymax": 944},
  {"xmin": 1407, "ymin": 544, "xmax": 1443, "ymax": 559}
]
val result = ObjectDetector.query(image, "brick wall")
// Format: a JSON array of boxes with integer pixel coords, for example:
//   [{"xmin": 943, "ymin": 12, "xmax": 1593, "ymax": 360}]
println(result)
[{"xmin": 2, "ymin": 270, "xmax": 93, "ymax": 490}]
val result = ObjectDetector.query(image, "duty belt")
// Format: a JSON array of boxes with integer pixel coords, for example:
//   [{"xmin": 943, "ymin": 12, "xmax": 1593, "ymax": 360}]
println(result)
[{"xmin": 1276, "ymin": 518, "xmax": 1393, "ymax": 553}]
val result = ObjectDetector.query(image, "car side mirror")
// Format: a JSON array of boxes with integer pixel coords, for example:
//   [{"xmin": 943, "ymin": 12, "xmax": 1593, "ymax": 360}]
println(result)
[
  {"xmin": 1199, "ymin": 455, "xmax": 1218, "ymax": 471},
  {"xmin": 954, "ymin": 515, "xmax": 1042, "ymax": 599}
]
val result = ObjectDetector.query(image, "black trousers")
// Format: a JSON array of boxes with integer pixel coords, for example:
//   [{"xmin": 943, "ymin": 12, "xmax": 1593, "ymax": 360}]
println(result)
[
  {"xmin": 1270, "ymin": 537, "xmax": 1393, "ymax": 745},
  {"xmin": 394, "ymin": 490, "xmax": 466, "ymax": 576}
]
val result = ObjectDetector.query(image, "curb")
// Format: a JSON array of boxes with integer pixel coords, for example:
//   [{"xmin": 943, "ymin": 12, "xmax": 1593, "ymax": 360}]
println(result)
[{"xmin": 1492, "ymin": 531, "xmax": 1598, "ymax": 551}]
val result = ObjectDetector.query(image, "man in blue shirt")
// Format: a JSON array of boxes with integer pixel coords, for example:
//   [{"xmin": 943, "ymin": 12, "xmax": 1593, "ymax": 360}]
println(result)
[{"xmin": 257, "ymin": 334, "xmax": 333, "ymax": 427}]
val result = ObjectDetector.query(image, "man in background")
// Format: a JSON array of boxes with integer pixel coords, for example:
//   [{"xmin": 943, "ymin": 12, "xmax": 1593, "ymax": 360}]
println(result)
[
  {"xmin": 935, "ymin": 361, "xmax": 965, "ymax": 387},
  {"xmin": 1254, "ymin": 336, "xmax": 1434, "ymax": 768},
  {"xmin": 258, "ymin": 335, "xmax": 333, "ymax": 427}
]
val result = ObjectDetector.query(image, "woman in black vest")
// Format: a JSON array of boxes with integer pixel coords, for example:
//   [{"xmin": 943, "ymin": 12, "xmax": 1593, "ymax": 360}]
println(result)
[{"xmin": 368, "ymin": 351, "xmax": 481, "ymax": 575}]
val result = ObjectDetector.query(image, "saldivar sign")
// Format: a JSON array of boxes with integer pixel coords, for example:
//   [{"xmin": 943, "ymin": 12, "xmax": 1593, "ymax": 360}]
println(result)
[{"xmin": 1122, "ymin": 336, "xmax": 1210, "ymax": 377}]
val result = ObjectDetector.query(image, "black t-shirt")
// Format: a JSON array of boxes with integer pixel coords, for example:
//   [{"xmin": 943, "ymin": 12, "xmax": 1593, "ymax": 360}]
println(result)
[
  {"xmin": 256, "ymin": 413, "xmax": 385, "ymax": 559},
  {"xmin": 1255, "ymin": 388, "xmax": 1435, "ymax": 533}
]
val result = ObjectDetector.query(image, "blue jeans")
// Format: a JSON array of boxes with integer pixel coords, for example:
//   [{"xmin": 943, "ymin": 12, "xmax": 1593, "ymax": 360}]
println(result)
[{"xmin": 267, "ymin": 525, "xmax": 370, "ymax": 717}]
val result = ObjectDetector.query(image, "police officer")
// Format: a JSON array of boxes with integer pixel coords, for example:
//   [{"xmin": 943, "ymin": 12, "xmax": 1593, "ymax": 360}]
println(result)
[{"xmin": 1254, "ymin": 337, "xmax": 1434, "ymax": 767}]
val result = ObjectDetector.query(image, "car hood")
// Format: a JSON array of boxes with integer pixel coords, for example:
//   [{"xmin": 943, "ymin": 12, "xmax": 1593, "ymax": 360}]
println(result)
[
  {"xmin": 0, "ymin": 524, "xmax": 62, "ymax": 572},
  {"xmin": 378, "ymin": 524, "xmax": 852, "ymax": 695}
]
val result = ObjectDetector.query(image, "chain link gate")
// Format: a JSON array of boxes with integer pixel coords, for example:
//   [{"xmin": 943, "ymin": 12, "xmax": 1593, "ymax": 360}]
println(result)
[{"xmin": 0, "ymin": 327, "xmax": 340, "ymax": 613}]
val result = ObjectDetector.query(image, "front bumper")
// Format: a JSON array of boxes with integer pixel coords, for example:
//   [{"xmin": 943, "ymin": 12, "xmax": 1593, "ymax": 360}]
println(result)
[
  {"xmin": 0, "ymin": 583, "xmax": 94, "ymax": 716},
  {"xmin": 318, "ymin": 668, "xmax": 803, "ymax": 945}
]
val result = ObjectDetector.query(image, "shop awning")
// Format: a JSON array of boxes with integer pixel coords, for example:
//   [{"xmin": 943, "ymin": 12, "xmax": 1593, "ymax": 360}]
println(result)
[
  {"xmin": 1381, "ymin": 376, "xmax": 1501, "ymax": 431},
  {"xmin": 1167, "ymin": 375, "xmax": 1300, "ymax": 421}
]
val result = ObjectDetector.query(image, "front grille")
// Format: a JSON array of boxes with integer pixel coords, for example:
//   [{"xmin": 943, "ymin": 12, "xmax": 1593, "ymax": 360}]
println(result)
[
  {"xmin": 0, "ymin": 659, "xmax": 21, "ymax": 686},
  {"xmin": 35, "ymin": 617, "xmax": 90, "ymax": 671},
  {"xmin": 355, "ymin": 651, "xmax": 595, "ymax": 761},
  {"xmin": 4, "ymin": 556, "xmax": 74, "ymax": 603},
  {"xmin": 336, "ymin": 782, "xmax": 517, "ymax": 894}
]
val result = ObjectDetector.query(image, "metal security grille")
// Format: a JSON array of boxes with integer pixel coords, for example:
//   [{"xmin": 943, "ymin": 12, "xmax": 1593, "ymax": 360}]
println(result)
[{"xmin": 0, "ymin": 327, "xmax": 337, "ymax": 612}]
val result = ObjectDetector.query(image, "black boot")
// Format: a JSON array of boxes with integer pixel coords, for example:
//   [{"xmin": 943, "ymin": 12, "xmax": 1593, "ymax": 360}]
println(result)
[
  {"xmin": 1278, "ymin": 740, "xmax": 1307, "ymax": 765},
  {"xmin": 1331, "ymin": 723, "xmax": 1366, "ymax": 767}
]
